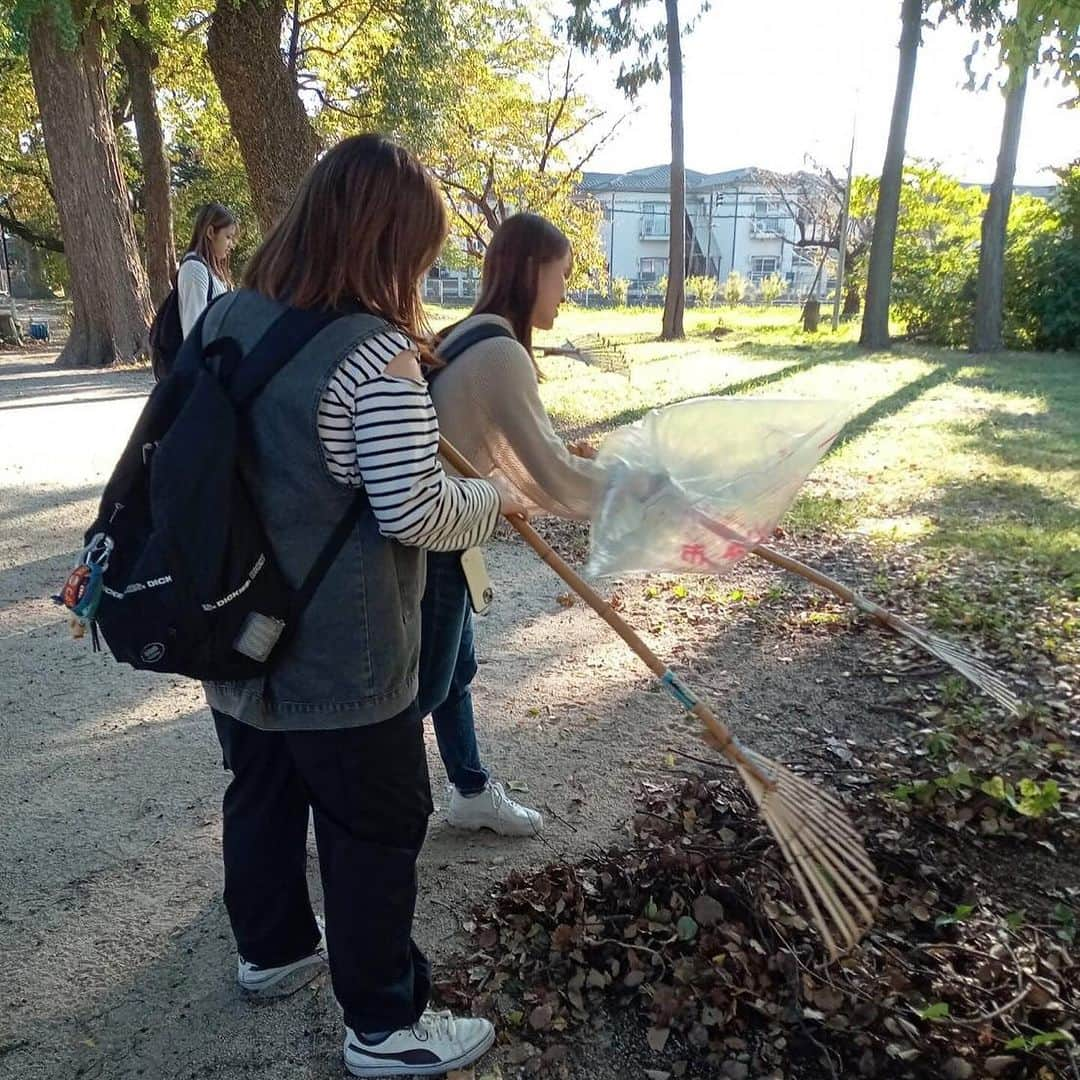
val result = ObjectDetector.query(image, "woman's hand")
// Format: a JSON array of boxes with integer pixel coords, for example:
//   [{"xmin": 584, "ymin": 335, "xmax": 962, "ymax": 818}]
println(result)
[
  {"xmin": 567, "ymin": 439, "xmax": 597, "ymax": 460},
  {"xmin": 489, "ymin": 473, "xmax": 529, "ymax": 521}
]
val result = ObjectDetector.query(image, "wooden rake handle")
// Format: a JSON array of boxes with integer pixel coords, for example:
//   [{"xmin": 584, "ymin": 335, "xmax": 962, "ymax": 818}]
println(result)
[
  {"xmin": 690, "ymin": 511, "xmax": 931, "ymax": 642},
  {"xmin": 438, "ymin": 437, "xmax": 771, "ymax": 788}
]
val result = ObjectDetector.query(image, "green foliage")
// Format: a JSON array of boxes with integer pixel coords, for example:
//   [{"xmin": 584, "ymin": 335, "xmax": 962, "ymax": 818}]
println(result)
[
  {"xmin": 1004, "ymin": 162, "xmax": 1080, "ymax": 351},
  {"xmin": 917, "ymin": 1002, "xmax": 950, "ymax": 1021},
  {"xmin": 1004, "ymin": 1029, "xmax": 1072, "ymax": 1053},
  {"xmin": 8, "ymin": 0, "xmax": 79, "ymax": 51},
  {"xmin": 849, "ymin": 162, "xmax": 1075, "ymax": 349},
  {"xmin": 0, "ymin": 19, "xmax": 66, "ymax": 288},
  {"xmin": 891, "ymin": 764, "xmax": 1061, "ymax": 821},
  {"xmin": 393, "ymin": 1, "xmax": 608, "ymax": 283},
  {"xmin": 934, "ymin": 903, "xmax": 974, "ymax": 928},
  {"xmin": 758, "ymin": 272, "xmax": 785, "ymax": 304},
  {"xmin": 610, "ymin": 277, "xmax": 629, "ymax": 306},
  {"xmin": 853, "ymin": 164, "xmax": 984, "ymax": 346},
  {"xmin": 722, "ymin": 271, "xmax": 746, "ymax": 306},
  {"xmin": 685, "ymin": 274, "xmax": 715, "ymax": 306},
  {"xmin": 563, "ymin": 0, "xmax": 705, "ymax": 101},
  {"xmin": 1052, "ymin": 903, "xmax": 1076, "ymax": 943}
]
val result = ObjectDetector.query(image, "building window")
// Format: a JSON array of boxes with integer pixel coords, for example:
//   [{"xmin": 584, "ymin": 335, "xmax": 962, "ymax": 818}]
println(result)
[
  {"xmin": 639, "ymin": 257, "xmax": 669, "ymax": 282},
  {"xmin": 749, "ymin": 256, "xmax": 780, "ymax": 283},
  {"xmin": 640, "ymin": 202, "xmax": 669, "ymax": 239},
  {"xmin": 751, "ymin": 198, "xmax": 783, "ymax": 236}
]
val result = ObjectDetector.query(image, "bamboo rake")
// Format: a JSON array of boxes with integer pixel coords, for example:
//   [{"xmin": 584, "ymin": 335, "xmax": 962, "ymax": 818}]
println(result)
[
  {"xmin": 752, "ymin": 544, "xmax": 1021, "ymax": 714},
  {"xmin": 691, "ymin": 512, "xmax": 1021, "ymax": 714},
  {"xmin": 538, "ymin": 335, "xmax": 628, "ymax": 375},
  {"xmin": 440, "ymin": 436, "xmax": 881, "ymax": 959}
]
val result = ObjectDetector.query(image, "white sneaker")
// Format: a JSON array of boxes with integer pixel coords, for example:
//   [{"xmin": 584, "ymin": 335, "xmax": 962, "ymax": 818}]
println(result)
[
  {"xmin": 237, "ymin": 914, "xmax": 326, "ymax": 995},
  {"xmin": 344, "ymin": 1010, "xmax": 495, "ymax": 1077},
  {"xmin": 446, "ymin": 780, "xmax": 544, "ymax": 837}
]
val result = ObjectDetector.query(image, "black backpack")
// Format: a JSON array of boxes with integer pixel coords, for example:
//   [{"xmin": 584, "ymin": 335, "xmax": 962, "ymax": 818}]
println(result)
[
  {"xmin": 148, "ymin": 253, "xmax": 215, "ymax": 381},
  {"xmin": 75, "ymin": 302, "xmax": 367, "ymax": 682}
]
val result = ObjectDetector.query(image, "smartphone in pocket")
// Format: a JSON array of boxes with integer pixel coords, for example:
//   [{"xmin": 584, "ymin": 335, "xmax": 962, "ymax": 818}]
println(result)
[{"xmin": 459, "ymin": 547, "xmax": 494, "ymax": 615}]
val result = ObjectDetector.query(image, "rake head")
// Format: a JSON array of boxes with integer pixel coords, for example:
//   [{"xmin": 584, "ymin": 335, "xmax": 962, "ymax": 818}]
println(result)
[
  {"xmin": 725, "ymin": 742, "xmax": 881, "ymax": 958},
  {"xmin": 911, "ymin": 629, "xmax": 1022, "ymax": 715},
  {"xmin": 540, "ymin": 335, "xmax": 629, "ymax": 374}
]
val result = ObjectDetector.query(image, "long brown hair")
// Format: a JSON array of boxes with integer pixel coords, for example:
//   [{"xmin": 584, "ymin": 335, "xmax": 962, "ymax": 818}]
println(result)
[
  {"xmin": 441, "ymin": 213, "xmax": 570, "ymax": 365},
  {"xmin": 186, "ymin": 202, "xmax": 236, "ymax": 286},
  {"xmin": 244, "ymin": 134, "xmax": 447, "ymax": 342}
]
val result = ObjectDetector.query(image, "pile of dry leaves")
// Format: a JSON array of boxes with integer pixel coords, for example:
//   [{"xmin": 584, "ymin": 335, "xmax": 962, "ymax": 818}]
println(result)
[{"xmin": 437, "ymin": 774, "xmax": 1078, "ymax": 1079}]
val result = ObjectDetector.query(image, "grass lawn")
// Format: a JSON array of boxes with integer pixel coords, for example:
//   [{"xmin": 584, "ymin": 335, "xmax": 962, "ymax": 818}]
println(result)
[{"xmin": 430, "ymin": 302, "xmax": 1080, "ymax": 669}]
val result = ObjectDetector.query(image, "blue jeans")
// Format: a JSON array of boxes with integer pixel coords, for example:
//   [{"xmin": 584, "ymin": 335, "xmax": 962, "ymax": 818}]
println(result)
[{"xmin": 417, "ymin": 550, "xmax": 490, "ymax": 795}]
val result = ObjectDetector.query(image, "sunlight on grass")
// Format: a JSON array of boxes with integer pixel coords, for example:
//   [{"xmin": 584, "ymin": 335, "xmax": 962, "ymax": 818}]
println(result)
[{"xmin": 428, "ymin": 303, "xmax": 1079, "ymax": 605}]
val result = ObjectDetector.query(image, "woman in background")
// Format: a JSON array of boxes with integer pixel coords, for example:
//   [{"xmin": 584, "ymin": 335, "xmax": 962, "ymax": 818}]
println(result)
[
  {"xmin": 177, "ymin": 202, "xmax": 237, "ymax": 337},
  {"xmin": 420, "ymin": 212, "xmax": 602, "ymax": 837}
]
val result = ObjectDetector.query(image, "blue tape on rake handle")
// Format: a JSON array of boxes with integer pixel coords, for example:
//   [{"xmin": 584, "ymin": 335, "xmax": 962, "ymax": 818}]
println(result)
[
  {"xmin": 658, "ymin": 669, "xmax": 774, "ymax": 787},
  {"xmin": 659, "ymin": 668, "xmax": 699, "ymax": 711}
]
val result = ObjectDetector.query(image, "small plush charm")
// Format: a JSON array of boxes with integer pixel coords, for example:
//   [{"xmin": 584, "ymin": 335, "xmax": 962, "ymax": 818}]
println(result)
[{"xmin": 55, "ymin": 533, "xmax": 113, "ymax": 640}]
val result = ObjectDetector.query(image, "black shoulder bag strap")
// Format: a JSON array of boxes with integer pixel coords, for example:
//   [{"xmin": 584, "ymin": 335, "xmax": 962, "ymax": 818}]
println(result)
[
  {"xmin": 434, "ymin": 321, "xmax": 516, "ymax": 372},
  {"xmin": 177, "ymin": 252, "xmax": 215, "ymax": 304},
  {"xmin": 205, "ymin": 305, "xmax": 372, "ymax": 621}
]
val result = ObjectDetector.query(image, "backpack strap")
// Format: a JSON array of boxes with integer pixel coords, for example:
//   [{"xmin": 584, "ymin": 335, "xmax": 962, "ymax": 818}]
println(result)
[
  {"xmin": 435, "ymin": 321, "xmax": 516, "ymax": 370},
  {"xmin": 177, "ymin": 252, "xmax": 215, "ymax": 303},
  {"xmin": 203, "ymin": 303, "xmax": 377, "ymax": 625},
  {"xmin": 205, "ymin": 305, "xmax": 344, "ymax": 410}
]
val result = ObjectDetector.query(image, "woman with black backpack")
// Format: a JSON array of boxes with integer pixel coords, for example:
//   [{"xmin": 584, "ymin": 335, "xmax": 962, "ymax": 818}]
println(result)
[
  {"xmin": 177, "ymin": 202, "xmax": 237, "ymax": 336},
  {"xmin": 194, "ymin": 137, "xmax": 524, "ymax": 1077}
]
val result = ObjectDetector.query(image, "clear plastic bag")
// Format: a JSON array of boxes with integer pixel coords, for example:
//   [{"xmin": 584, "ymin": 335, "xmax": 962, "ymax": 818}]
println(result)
[{"xmin": 586, "ymin": 396, "xmax": 851, "ymax": 578}]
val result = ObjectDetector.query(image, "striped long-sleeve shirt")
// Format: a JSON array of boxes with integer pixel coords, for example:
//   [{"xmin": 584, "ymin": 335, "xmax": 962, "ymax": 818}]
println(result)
[{"xmin": 318, "ymin": 329, "xmax": 500, "ymax": 552}]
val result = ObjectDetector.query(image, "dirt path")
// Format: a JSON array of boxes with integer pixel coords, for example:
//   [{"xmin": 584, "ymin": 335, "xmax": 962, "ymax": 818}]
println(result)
[{"xmin": 0, "ymin": 353, "xmax": 906, "ymax": 1080}]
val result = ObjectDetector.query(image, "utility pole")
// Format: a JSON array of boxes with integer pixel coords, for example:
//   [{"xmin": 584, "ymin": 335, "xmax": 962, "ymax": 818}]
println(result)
[
  {"xmin": 831, "ymin": 127, "xmax": 855, "ymax": 331},
  {"xmin": 608, "ymin": 192, "xmax": 616, "ymax": 288},
  {"xmin": 730, "ymin": 188, "xmax": 740, "ymax": 278},
  {"xmin": 704, "ymin": 191, "xmax": 716, "ymax": 279},
  {"xmin": 0, "ymin": 224, "xmax": 10, "ymax": 299},
  {"xmin": 0, "ymin": 195, "xmax": 11, "ymax": 304}
]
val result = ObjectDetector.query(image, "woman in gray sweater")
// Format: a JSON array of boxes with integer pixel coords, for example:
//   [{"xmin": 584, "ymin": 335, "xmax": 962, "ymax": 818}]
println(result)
[{"xmin": 422, "ymin": 214, "xmax": 602, "ymax": 837}]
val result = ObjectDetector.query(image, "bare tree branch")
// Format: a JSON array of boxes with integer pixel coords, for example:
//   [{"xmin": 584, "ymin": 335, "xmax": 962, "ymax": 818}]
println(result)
[
  {"xmin": 299, "ymin": 0, "xmax": 378, "ymax": 29},
  {"xmin": 305, "ymin": 85, "xmax": 376, "ymax": 123},
  {"xmin": 298, "ymin": 18, "xmax": 369, "ymax": 62},
  {"xmin": 179, "ymin": 12, "xmax": 213, "ymax": 38},
  {"xmin": 0, "ymin": 208, "xmax": 64, "ymax": 253},
  {"xmin": 569, "ymin": 108, "xmax": 632, "ymax": 173}
]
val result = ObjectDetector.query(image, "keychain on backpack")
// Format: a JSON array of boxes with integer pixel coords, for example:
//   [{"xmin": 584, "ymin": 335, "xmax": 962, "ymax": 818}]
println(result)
[{"xmin": 55, "ymin": 533, "xmax": 113, "ymax": 642}]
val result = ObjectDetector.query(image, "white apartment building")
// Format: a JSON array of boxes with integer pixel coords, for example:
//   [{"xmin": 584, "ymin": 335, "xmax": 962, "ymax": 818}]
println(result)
[{"xmin": 579, "ymin": 165, "xmax": 825, "ymax": 298}]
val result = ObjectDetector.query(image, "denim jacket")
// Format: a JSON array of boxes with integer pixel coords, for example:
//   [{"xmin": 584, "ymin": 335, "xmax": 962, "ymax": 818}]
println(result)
[{"xmin": 201, "ymin": 290, "xmax": 424, "ymax": 730}]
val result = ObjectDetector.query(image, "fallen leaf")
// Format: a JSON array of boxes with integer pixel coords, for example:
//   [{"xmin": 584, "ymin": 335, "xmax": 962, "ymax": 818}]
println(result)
[
  {"xmin": 647, "ymin": 1026, "xmax": 671, "ymax": 1053},
  {"xmin": 528, "ymin": 1004, "xmax": 552, "ymax": 1031},
  {"xmin": 676, "ymin": 915, "xmax": 698, "ymax": 941}
]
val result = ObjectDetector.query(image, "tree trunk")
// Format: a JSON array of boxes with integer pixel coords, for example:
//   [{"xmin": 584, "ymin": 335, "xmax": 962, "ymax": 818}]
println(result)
[
  {"xmin": 843, "ymin": 282, "xmax": 861, "ymax": 319},
  {"xmin": 859, "ymin": 0, "xmax": 921, "ymax": 350},
  {"xmin": 207, "ymin": 0, "xmax": 320, "ymax": 233},
  {"xmin": 27, "ymin": 6, "xmax": 153, "ymax": 368},
  {"xmin": 972, "ymin": 68, "xmax": 1030, "ymax": 352},
  {"xmin": 118, "ymin": 5, "xmax": 176, "ymax": 307},
  {"xmin": 660, "ymin": 0, "xmax": 685, "ymax": 341}
]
